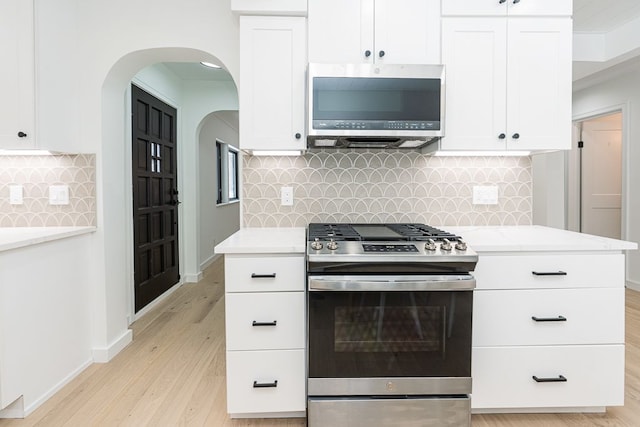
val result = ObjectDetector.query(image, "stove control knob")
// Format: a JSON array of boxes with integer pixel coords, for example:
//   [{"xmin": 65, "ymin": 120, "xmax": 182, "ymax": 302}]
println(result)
[
  {"xmin": 327, "ymin": 239, "xmax": 338, "ymax": 251},
  {"xmin": 440, "ymin": 238, "xmax": 452, "ymax": 252},
  {"xmin": 424, "ymin": 239, "xmax": 437, "ymax": 251},
  {"xmin": 310, "ymin": 238, "xmax": 323, "ymax": 250},
  {"xmin": 455, "ymin": 240, "xmax": 468, "ymax": 251}
]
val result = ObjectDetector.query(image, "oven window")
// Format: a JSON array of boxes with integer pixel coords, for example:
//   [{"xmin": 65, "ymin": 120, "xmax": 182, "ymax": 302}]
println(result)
[{"xmin": 308, "ymin": 291, "xmax": 472, "ymax": 379}]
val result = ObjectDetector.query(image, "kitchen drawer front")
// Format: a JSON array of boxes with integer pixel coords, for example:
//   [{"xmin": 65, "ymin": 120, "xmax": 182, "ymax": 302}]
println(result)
[
  {"xmin": 225, "ymin": 255, "xmax": 304, "ymax": 292},
  {"xmin": 226, "ymin": 292, "xmax": 305, "ymax": 351},
  {"xmin": 473, "ymin": 253, "xmax": 624, "ymax": 290},
  {"xmin": 226, "ymin": 349, "xmax": 305, "ymax": 414},
  {"xmin": 472, "ymin": 345, "xmax": 624, "ymax": 409},
  {"xmin": 473, "ymin": 288, "xmax": 624, "ymax": 346}
]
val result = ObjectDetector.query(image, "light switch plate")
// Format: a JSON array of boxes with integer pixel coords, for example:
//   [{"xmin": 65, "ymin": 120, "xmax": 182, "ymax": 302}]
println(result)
[
  {"xmin": 9, "ymin": 185, "xmax": 23, "ymax": 205},
  {"xmin": 49, "ymin": 185, "xmax": 70, "ymax": 205},
  {"xmin": 473, "ymin": 186, "xmax": 499, "ymax": 205},
  {"xmin": 281, "ymin": 186, "xmax": 293, "ymax": 206}
]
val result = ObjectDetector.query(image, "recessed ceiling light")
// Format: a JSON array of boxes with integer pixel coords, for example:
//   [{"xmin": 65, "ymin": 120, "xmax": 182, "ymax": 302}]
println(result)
[{"xmin": 200, "ymin": 61, "xmax": 221, "ymax": 69}]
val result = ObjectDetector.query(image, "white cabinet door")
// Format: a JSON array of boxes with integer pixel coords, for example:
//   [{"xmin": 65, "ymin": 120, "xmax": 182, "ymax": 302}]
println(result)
[
  {"xmin": 308, "ymin": 0, "xmax": 439, "ymax": 64},
  {"xmin": 442, "ymin": 0, "xmax": 572, "ymax": 17},
  {"xmin": 441, "ymin": 17, "xmax": 571, "ymax": 152},
  {"xmin": 374, "ymin": 0, "xmax": 440, "ymax": 64},
  {"xmin": 441, "ymin": 18, "xmax": 507, "ymax": 150},
  {"xmin": 506, "ymin": 18, "xmax": 572, "ymax": 151},
  {"xmin": 239, "ymin": 16, "xmax": 306, "ymax": 152},
  {"xmin": 0, "ymin": 0, "xmax": 35, "ymax": 149},
  {"xmin": 308, "ymin": 0, "xmax": 374, "ymax": 64}
]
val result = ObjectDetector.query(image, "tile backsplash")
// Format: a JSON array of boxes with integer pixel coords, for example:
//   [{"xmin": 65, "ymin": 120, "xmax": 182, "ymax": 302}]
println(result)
[
  {"xmin": 0, "ymin": 154, "xmax": 96, "ymax": 227},
  {"xmin": 243, "ymin": 150, "xmax": 532, "ymax": 227}
]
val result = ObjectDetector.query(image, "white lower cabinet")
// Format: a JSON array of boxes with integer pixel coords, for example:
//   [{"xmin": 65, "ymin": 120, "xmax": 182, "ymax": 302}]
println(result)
[
  {"xmin": 472, "ymin": 345, "xmax": 624, "ymax": 409},
  {"xmin": 472, "ymin": 252, "xmax": 626, "ymax": 412},
  {"xmin": 226, "ymin": 349, "xmax": 306, "ymax": 415},
  {"xmin": 224, "ymin": 254, "xmax": 305, "ymax": 418}
]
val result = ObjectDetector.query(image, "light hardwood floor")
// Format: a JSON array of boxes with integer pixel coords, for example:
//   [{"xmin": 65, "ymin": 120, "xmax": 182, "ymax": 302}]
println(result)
[{"xmin": 1, "ymin": 257, "xmax": 639, "ymax": 426}]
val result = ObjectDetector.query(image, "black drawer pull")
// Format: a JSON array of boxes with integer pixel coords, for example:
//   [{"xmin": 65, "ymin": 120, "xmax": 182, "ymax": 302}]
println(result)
[
  {"xmin": 252, "ymin": 320, "xmax": 277, "ymax": 327},
  {"xmin": 532, "ymin": 271, "xmax": 567, "ymax": 276},
  {"xmin": 533, "ymin": 375, "xmax": 567, "ymax": 383},
  {"xmin": 253, "ymin": 380, "xmax": 278, "ymax": 388},
  {"xmin": 251, "ymin": 273, "xmax": 276, "ymax": 279},
  {"xmin": 532, "ymin": 316, "xmax": 567, "ymax": 322}
]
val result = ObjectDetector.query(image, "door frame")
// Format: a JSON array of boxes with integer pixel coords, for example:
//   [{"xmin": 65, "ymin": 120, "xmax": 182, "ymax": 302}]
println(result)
[
  {"xmin": 126, "ymin": 78, "xmax": 184, "ymax": 322},
  {"xmin": 569, "ymin": 103, "xmax": 629, "ymax": 241}
]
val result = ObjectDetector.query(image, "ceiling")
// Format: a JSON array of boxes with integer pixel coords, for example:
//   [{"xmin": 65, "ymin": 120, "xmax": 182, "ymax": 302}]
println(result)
[
  {"xmin": 162, "ymin": 62, "xmax": 234, "ymax": 82},
  {"xmin": 573, "ymin": 0, "xmax": 640, "ymax": 32}
]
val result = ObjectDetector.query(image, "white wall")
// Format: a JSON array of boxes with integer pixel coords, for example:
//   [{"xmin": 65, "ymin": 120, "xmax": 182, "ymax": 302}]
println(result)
[
  {"xmin": 198, "ymin": 111, "xmax": 241, "ymax": 269},
  {"xmin": 35, "ymin": 0, "xmax": 240, "ymax": 358},
  {"xmin": 573, "ymin": 69, "xmax": 640, "ymax": 289}
]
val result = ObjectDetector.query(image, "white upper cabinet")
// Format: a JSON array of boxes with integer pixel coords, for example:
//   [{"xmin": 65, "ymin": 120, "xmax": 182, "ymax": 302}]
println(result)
[
  {"xmin": 239, "ymin": 16, "xmax": 307, "ymax": 153},
  {"xmin": 442, "ymin": 0, "xmax": 572, "ymax": 17},
  {"xmin": 441, "ymin": 17, "xmax": 571, "ymax": 151},
  {"xmin": 308, "ymin": 0, "xmax": 440, "ymax": 64},
  {"xmin": 0, "ymin": 0, "xmax": 35, "ymax": 149}
]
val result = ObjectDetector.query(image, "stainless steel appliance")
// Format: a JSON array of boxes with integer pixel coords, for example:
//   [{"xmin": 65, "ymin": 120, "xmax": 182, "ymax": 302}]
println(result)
[
  {"xmin": 307, "ymin": 64, "xmax": 445, "ymax": 149},
  {"xmin": 306, "ymin": 223, "xmax": 477, "ymax": 427}
]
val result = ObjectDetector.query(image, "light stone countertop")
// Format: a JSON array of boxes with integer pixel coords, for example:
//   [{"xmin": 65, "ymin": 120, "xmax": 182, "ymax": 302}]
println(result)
[
  {"xmin": 447, "ymin": 225, "xmax": 638, "ymax": 252},
  {"xmin": 214, "ymin": 225, "xmax": 637, "ymax": 255},
  {"xmin": 214, "ymin": 227, "xmax": 307, "ymax": 254},
  {"xmin": 0, "ymin": 226, "xmax": 97, "ymax": 253}
]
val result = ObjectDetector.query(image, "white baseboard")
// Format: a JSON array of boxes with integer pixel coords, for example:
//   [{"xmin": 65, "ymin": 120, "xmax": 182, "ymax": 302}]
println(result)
[
  {"xmin": 92, "ymin": 329, "xmax": 133, "ymax": 363},
  {"xmin": 626, "ymin": 280, "xmax": 640, "ymax": 291},
  {"xmin": 22, "ymin": 358, "xmax": 94, "ymax": 417},
  {"xmin": 0, "ymin": 396, "xmax": 24, "ymax": 419},
  {"xmin": 184, "ymin": 271, "xmax": 203, "ymax": 283},
  {"xmin": 200, "ymin": 253, "xmax": 221, "ymax": 272}
]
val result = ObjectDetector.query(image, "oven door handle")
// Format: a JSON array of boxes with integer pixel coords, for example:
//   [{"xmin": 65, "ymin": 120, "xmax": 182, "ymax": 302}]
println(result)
[{"xmin": 308, "ymin": 275, "xmax": 475, "ymax": 291}]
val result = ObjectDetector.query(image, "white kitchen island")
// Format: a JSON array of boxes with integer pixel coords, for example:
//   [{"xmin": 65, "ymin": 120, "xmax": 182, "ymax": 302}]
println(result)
[
  {"xmin": 216, "ymin": 225, "xmax": 637, "ymax": 416},
  {"xmin": 449, "ymin": 225, "xmax": 637, "ymax": 413}
]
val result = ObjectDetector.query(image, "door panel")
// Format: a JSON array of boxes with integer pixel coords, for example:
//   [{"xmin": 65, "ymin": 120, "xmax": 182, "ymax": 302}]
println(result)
[{"xmin": 131, "ymin": 84, "xmax": 180, "ymax": 312}]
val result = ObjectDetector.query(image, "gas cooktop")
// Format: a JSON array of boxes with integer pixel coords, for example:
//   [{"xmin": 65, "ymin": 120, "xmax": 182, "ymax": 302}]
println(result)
[{"xmin": 307, "ymin": 223, "xmax": 462, "ymax": 242}]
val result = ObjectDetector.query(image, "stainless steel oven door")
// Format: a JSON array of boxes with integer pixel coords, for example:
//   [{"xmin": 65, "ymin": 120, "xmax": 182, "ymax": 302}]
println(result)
[{"xmin": 307, "ymin": 275, "xmax": 474, "ymax": 396}]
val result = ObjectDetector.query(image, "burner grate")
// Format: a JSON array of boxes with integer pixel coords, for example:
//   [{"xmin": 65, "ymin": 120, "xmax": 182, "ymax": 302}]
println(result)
[{"xmin": 307, "ymin": 223, "xmax": 462, "ymax": 242}]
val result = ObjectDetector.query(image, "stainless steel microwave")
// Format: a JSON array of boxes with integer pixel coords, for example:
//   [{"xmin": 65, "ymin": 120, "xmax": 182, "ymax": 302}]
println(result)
[{"xmin": 307, "ymin": 63, "xmax": 445, "ymax": 149}]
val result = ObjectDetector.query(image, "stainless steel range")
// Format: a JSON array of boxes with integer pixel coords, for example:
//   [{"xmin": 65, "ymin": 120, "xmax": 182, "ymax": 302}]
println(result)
[{"xmin": 306, "ymin": 223, "xmax": 477, "ymax": 427}]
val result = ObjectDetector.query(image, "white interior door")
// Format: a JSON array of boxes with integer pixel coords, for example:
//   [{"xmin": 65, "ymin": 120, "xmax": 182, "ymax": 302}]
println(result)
[{"xmin": 581, "ymin": 113, "xmax": 622, "ymax": 239}]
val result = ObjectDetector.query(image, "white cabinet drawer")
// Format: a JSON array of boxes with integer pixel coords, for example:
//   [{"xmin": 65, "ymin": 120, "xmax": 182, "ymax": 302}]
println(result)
[
  {"xmin": 226, "ymin": 292, "xmax": 304, "ymax": 351},
  {"xmin": 473, "ymin": 253, "xmax": 624, "ymax": 290},
  {"xmin": 226, "ymin": 349, "xmax": 306, "ymax": 415},
  {"xmin": 471, "ymin": 345, "xmax": 624, "ymax": 409},
  {"xmin": 473, "ymin": 288, "xmax": 624, "ymax": 346},
  {"xmin": 225, "ymin": 255, "xmax": 304, "ymax": 292}
]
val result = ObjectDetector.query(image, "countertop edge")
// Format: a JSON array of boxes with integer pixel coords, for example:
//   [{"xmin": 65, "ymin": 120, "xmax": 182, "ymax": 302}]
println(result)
[{"xmin": 0, "ymin": 226, "xmax": 97, "ymax": 253}]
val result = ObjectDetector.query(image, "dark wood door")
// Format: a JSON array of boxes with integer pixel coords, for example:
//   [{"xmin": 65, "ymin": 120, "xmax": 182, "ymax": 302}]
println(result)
[{"xmin": 131, "ymin": 84, "xmax": 180, "ymax": 313}]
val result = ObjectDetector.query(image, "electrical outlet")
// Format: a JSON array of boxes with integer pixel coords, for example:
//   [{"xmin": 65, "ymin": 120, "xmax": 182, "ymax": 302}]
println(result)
[
  {"xmin": 472, "ymin": 186, "xmax": 499, "ymax": 205},
  {"xmin": 281, "ymin": 186, "xmax": 294, "ymax": 206},
  {"xmin": 9, "ymin": 185, "xmax": 23, "ymax": 205},
  {"xmin": 49, "ymin": 185, "xmax": 70, "ymax": 205}
]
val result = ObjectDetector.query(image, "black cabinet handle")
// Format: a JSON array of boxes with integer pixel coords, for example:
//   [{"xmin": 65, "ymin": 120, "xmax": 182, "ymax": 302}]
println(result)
[
  {"xmin": 512, "ymin": 133, "xmax": 520, "ymax": 139},
  {"xmin": 17, "ymin": 131, "xmax": 28, "ymax": 138},
  {"xmin": 513, "ymin": 0, "xmax": 521, "ymax": 3},
  {"xmin": 499, "ymin": 0, "xmax": 507, "ymax": 3},
  {"xmin": 295, "ymin": 133, "xmax": 301, "ymax": 139},
  {"xmin": 364, "ymin": 50, "xmax": 372, "ymax": 58},
  {"xmin": 533, "ymin": 375, "xmax": 566, "ymax": 383},
  {"xmin": 532, "ymin": 271, "xmax": 567, "ymax": 276},
  {"xmin": 498, "ymin": 133, "xmax": 506, "ymax": 139},
  {"xmin": 251, "ymin": 273, "xmax": 276, "ymax": 278},
  {"xmin": 379, "ymin": 50, "xmax": 385, "ymax": 58},
  {"xmin": 252, "ymin": 320, "xmax": 277, "ymax": 326},
  {"xmin": 253, "ymin": 380, "xmax": 278, "ymax": 388},
  {"xmin": 532, "ymin": 316, "xmax": 567, "ymax": 322}
]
